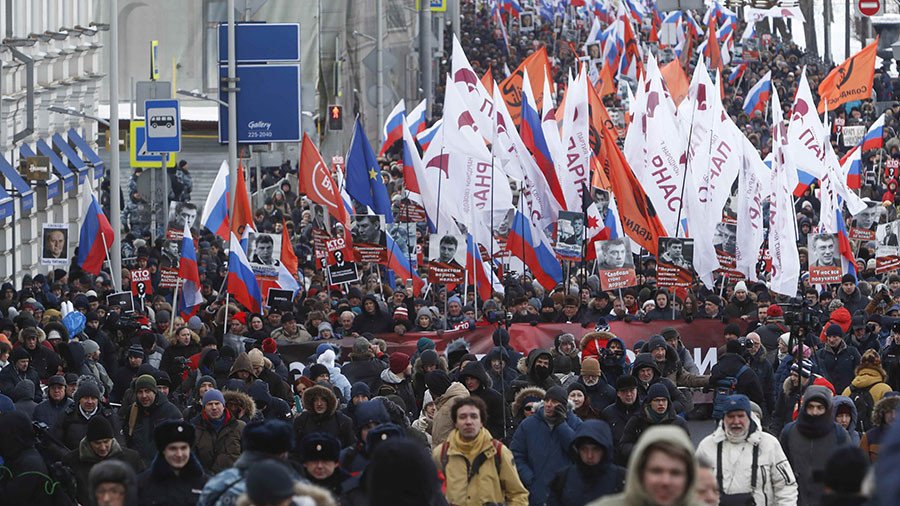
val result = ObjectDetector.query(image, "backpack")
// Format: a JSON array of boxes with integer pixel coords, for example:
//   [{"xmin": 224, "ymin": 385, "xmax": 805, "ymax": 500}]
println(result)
[
  {"xmin": 437, "ymin": 439, "xmax": 504, "ymax": 490},
  {"xmin": 712, "ymin": 365, "xmax": 749, "ymax": 419},
  {"xmin": 847, "ymin": 385, "xmax": 875, "ymax": 433}
]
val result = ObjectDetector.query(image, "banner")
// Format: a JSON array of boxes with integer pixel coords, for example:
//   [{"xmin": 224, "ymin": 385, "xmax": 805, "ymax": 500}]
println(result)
[
  {"xmin": 842, "ymin": 125, "xmax": 867, "ymax": 147},
  {"xmin": 808, "ymin": 233, "xmax": 843, "ymax": 283},
  {"xmin": 657, "ymin": 237, "xmax": 694, "ymax": 288},
  {"xmin": 555, "ymin": 210, "xmax": 585, "ymax": 261},
  {"xmin": 351, "ymin": 215, "xmax": 387, "ymax": 263},
  {"xmin": 597, "ymin": 237, "xmax": 637, "ymax": 290},
  {"xmin": 427, "ymin": 233, "xmax": 466, "ymax": 283},
  {"xmin": 41, "ymin": 223, "xmax": 69, "ymax": 266},
  {"xmin": 876, "ymin": 220, "xmax": 900, "ymax": 274}
]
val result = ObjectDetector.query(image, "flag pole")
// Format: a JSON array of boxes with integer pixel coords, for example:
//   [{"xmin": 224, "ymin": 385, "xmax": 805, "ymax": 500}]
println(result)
[
  {"xmin": 170, "ymin": 281, "xmax": 180, "ymax": 335},
  {"xmin": 100, "ymin": 232, "xmax": 120, "ymax": 293}
]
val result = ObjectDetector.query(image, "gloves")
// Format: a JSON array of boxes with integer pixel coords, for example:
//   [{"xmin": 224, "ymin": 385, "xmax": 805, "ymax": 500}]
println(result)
[{"xmin": 553, "ymin": 402, "xmax": 568, "ymax": 422}]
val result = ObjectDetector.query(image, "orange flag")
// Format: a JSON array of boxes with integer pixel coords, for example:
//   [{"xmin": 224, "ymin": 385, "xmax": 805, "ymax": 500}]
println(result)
[
  {"xmin": 231, "ymin": 160, "xmax": 254, "ymax": 238},
  {"xmin": 704, "ymin": 17, "xmax": 722, "ymax": 72},
  {"xmin": 817, "ymin": 37, "xmax": 878, "ymax": 113},
  {"xmin": 596, "ymin": 64, "xmax": 617, "ymax": 98},
  {"xmin": 281, "ymin": 217, "xmax": 298, "ymax": 276},
  {"xmin": 661, "ymin": 60, "xmax": 690, "ymax": 106},
  {"xmin": 481, "ymin": 66, "xmax": 494, "ymax": 96},
  {"xmin": 499, "ymin": 48, "xmax": 552, "ymax": 125},
  {"xmin": 299, "ymin": 133, "xmax": 350, "ymax": 226},
  {"xmin": 588, "ymin": 84, "xmax": 667, "ymax": 256}
]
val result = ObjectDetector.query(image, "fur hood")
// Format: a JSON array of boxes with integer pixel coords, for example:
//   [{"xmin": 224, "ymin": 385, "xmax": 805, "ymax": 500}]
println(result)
[
  {"xmin": 413, "ymin": 354, "xmax": 449, "ymax": 375},
  {"xmin": 512, "ymin": 386, "xmax": 546, "ymax": 417},
  {"xmin": 223, "ymin": 389, "xmax": 257, "ymax": 420},
  {"xmin": 580, "ymin": 331, "xmax": 617, "ymax": 351},
  {"xmin": 873, "ymin": 396, "xmax": 900, "ymax": 427},
  {"xmin": 236, "ymin": 481, "xmax": 336, "ymax": 506},
  {"xmin": 302, "ymin": 384, "xmax": 338, "ymax": 415}
]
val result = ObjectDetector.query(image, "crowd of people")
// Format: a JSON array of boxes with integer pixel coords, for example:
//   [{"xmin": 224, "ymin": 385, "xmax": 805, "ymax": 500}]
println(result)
[{"xmin": 9, "ymin": 1, "xmax": 900, "ymax": 506}]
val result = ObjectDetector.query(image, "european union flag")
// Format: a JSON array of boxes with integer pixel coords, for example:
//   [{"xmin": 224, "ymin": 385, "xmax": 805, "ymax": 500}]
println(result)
[{"xmin": 346, "ymin": 118, "xmax": 394, "ymax": 224}]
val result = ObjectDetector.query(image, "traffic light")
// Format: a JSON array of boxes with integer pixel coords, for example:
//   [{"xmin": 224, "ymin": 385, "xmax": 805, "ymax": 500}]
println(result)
[{"xmin": 328, "ymin": 105, "xmax": 343, "ymax": 131}]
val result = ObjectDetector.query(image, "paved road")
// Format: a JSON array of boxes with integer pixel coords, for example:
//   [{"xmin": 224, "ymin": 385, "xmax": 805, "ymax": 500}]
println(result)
[{"xmin": 687, "ymin": 419, "xmax": 717, "ymax": 447}]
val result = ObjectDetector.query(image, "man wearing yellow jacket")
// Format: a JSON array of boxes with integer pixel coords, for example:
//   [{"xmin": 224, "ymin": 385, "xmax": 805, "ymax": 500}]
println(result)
[{"xmin": 434, "ymin": 396, "xmax": 528, "ymax": 506}]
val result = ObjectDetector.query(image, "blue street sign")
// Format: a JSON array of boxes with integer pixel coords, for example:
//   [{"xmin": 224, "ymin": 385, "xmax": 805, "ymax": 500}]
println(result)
[
  {"xmin": 218, "ymin": 23, "xmax": 301, "ymax": 63},
  {"xmin": 217, "ymin": 64, "xmax": 301, "ymax": 144},
  {"xmin": 144, "ymin": 99, "xmax": 181, "ymax": 153}
]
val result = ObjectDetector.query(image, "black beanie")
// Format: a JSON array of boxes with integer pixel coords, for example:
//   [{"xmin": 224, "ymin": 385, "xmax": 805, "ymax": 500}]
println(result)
[
  {"xmin": 544, "ymin": 386, "xmax": 568, "ymax": 404},
  {"xmin": 424, "ymin": 370, "xmax": 452, "ymax": 397},
  {"xmin": 245, "ymin": 460, "xmax": 296, "ymax": 505},
  {"xmin": 243, "ymin": 420, "xmax": 295, "ymax": 455},
  {"xmin": 86, "ymin": 416, "xmax": 115, "ymax": 442}
]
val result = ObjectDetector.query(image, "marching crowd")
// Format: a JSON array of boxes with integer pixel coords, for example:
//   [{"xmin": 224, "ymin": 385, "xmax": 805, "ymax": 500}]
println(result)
[{"xmin": 8, "ymin": 2, "xmax": 900, "ymax": 506}]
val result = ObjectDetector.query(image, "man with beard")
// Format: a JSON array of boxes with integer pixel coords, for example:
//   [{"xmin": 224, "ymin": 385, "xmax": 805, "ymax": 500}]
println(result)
[
  {"xmin": 696, "ymin": 395, "xmax": 797, "ymax": 504},
  {"xmin": 548, "ymin": 420, "xmax": 626, "ymax": 505},
  {"xmin": 573, "ymin": 357, "xmax": 616, "ymax": 412}
]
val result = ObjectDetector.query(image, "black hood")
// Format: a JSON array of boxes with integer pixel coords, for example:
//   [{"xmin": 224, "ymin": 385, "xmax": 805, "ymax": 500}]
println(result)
[
  {"xmin": 0, "ymin": 411, "xmax": 34, "ymax": 460},
  {"xmin": 459, "ymin": 360, "xmax": 492, "ymax": 390},
  {"xmin": 570, "ymin": 419, "xmax": 614, "ymax": 469}
]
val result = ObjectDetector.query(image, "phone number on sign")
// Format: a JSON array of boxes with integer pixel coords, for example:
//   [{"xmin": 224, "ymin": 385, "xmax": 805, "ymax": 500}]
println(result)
[{"xmin": 247, "ymin": 131, "xmax": 273, "ymax": 139}]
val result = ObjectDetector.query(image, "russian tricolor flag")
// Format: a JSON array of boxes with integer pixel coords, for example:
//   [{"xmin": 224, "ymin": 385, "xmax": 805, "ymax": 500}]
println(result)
[
  {"xmin": 521, "ymin": 69, "xmax": 566, "ymax": 210},
  {"xmin": 840, "ymin": 145, "xmax": 863, "ymax": 189},
  {"xmin": 227, "ymin": 232, "xmax": 262, "ymax": 313},
  {"xmin": 466, "ymin": 234, "xmax": 494, "ymax": 302},
  {"xmin": 417, "ymin": 119, "xmax": 442, "ymax": 152},
  {"xmin": 793, "ymin": 168, "xmax": 818, "ymax": 198},
  {"xmin": 201, "ymin": 160, "xmax": 230, "ymax": 241},
  {"xmin": 385, "ymin": 233, "xmax": 425, "ymax": 295},
  {"xmin": 728, "ymin": 63, "xmax": 747, "ymax": 85},
  {"xmin": 506, "ymin": 209, "xmax": 563, "ymax": 290},
  {"xmin": 178, "ymin": 223, "xmax": 205, "ymax": 320},
  {"xmin": 76, "ymin": 183, "xmax": 115, "ymax": 275},
  {"xmin": 862, "ymin": 114, "xmax": 885, "ymax": 152},
  {"xmin": 836, "ymin": 201, "xmax": 857, "ymax": 280},
  {"xmin": 379, "ymin": 99, "xmax": 406, "ymax": 156},
  {"xmin": 407, "ymin": 99, "xmax": 428, "ymax": 135},
  {"xmin": 742, "ymin": 70, "xmax": 771, "ymax": 116}
]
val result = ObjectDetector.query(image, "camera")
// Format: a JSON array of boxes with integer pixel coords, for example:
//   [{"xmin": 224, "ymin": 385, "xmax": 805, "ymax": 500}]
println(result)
[{"xmin": 780, "ymin": 299, "xmax": 817, "ymax": 327}]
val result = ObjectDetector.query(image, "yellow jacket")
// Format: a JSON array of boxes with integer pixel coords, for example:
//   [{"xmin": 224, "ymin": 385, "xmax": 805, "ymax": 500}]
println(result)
[
  {"xmin": 433, "ymin": 429, "xmax": 529, "ymax": 506},
  {"xmin": 842, "ymin": 366, "xmax": 893, "ymax": 404}
]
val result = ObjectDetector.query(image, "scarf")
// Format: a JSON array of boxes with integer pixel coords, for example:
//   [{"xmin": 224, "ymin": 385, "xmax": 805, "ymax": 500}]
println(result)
[
  {"xmin": 202, "ymin": 408, "xmax": 232, "ymax": 433},
  {"xmin": 449, "ymin": 428, "xmax": 492, "ymax": 464},
  {"xmin": 380, "ymin": 368, "xmax": 404, "ymax": 385},
  {"xmin": 644, "ymin": 404, "xmax": 672, "ymax": 424}
]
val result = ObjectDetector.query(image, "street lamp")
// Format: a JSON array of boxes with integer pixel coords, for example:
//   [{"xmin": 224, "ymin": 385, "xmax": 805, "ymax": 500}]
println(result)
[
  {"xmin": 350, "ymin": 0, "xmax": 385, "ymax": 141},
  {"xmin": 176, "ymin": 89, "xmax": 229, "ymax": 108},
  {"xmin": 48, "ymin": 106, "xmax": 111, "ymax": 127}
]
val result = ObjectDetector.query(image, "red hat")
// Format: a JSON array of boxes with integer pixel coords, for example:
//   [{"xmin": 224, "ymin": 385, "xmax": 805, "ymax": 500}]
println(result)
[
  {"xmin": 232, "ymin": 312, "xmax": 247, "ymax": 325},
  {"xmin": 389, "ymin": 352, "xmax": 410, "ymax": 374},
  {"xmin": 766, "ymin": 305, "xmax": 783, "ymax": 318},
  {"xmin": 262, "ymin": 338, "xmax": 278, "ymax": 354},
  {"xmin": 393, "ymin": 306, "xmax": 409, "ymax": 321}
]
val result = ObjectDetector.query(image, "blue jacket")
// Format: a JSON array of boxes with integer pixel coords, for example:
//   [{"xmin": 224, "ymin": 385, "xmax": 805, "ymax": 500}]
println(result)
[
  {"xmin": 547, "ymin": 420, "xmax": 626, "ymax": 506},
  {"xmin": 816, "ymin": 342, "xmax": 861, "ymax": 393},
  {"xmin": 511, "ymin": 406, "xmax": 582, "ymax": 505}
]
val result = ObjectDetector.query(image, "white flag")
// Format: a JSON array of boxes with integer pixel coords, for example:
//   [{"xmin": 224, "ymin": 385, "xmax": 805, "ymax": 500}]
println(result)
[
  {"xmin": 736, "ymin": 141, "xmax": 770, "ymax": 281},
  {"xmin": 769, "ymin": 89, "xmax": 800, "ymax": 297}
]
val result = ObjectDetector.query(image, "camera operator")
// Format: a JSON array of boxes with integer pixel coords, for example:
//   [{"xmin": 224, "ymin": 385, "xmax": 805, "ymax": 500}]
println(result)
[{"xmin": 707, "ymin": 339, "xmax": 765, "ymax": 416}]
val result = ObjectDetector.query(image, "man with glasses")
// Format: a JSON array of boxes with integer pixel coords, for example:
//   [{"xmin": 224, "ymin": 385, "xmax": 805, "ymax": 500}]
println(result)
[{"xmin": 744, "ymin": 332, "xmax": 774, "ymax": 419}]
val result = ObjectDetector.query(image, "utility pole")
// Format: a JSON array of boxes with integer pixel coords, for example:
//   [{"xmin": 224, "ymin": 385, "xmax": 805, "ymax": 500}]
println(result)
[
  {"xmin": 824, "ymin": 0, "xmax": 832, "ymax": 64},
  {"xmin": 109, "ymin": 0, "xmax": 122, "ymax": 289},
  {"xmin": 377, "ymin": 0, "xmax": 384, "ymax": 141},
  {"xmin": 419, "ymin": 2, "xmax": 432, "ymax": 117},
  {"xmin": 846, "ymin": 0, "xmax": 851, "ymax": 60},
  {"xmin": 227, "ymin": 0, "xmax": 238, "ymax": 212}
]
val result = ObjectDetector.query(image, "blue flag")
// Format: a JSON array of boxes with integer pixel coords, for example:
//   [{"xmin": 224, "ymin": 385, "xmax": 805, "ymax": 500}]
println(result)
[{"xmin": 345, "ymin": 119, "xmax": 394, "ymax": 224}]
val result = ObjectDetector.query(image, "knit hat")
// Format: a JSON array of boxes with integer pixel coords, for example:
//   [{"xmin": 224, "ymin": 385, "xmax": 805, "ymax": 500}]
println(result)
[
  {"xmin": 647, "ymin": 335, "xmax": 667, "ymax": 352},
  {"xmin": 75, "ymin": 382, "xmax": 101, "ymax": 401},
  {"xmin": 580, "ymin": 357, "xmax": 601, "ymax": 377},
  {"xmin": 766, "ymin": 304, "xmax": 784, "ymax": 318},
  {"xmin": 416, "ymin": 337, "xmax": 435, "ymax": 353},
  {"xmin": 353, "ymin": 337, "xmax": 371, "ymax": 355},
  {"xmin": 242, "ymin": 419, "xmax": 295, "ymax": 455},
  {"xmin": 127, "ymin": 344, "xmax": 145, "ymax": 358},
  {"xmin": 351, "ymin": 382, "xmax": 371, "ymax": 399},
  {"xmin": 48, "ymin": 375, "xmax": 66, "ymax": 387},
  {"xmin": 248, "ymin": 348, "xmax": 266, "ymax": 368},
  {"xmin": 393, "ymin": 306, "xmax": 409, "ymax": 320},
  {"xmin": 615, "ymin": 375, "xmax": 639, "ymax": 391},
  {"xmin": 723, "ymin": 323, "xmax": 741, "ymax": 336},
  {"xmin": 317, "ymin": 321, "xmax": 333, "ymax": 333},
  {"xmin": 307, "ymin": 363, "xmax": 329, "ymax": 380},
  {"xmin": 734, "ymin": 281, "xmax": 748, "ymax": 293},
  {"xmin": 544, "ymin": 386, "xmax": 568, "ymax": 404},
  {"xmin": 826, "ymin": 323, "xmax": 844, "ymax": 337},
  {"xmin": 156, "ymin": 371, "xmax": 172, "ymax": 388},
  {"xmin": 202, "ymin": 389, "xmax": 225, "ymax": 406},
  {"xmin": 261, "ymin": 338, "xmax": 278, "ymax": 354},
  {"xmin": 424, "ymin": 370, "xmax": 452, "ymax": 397},
  {"xmin": 86, "ymin": 416, "xmax": 115, "ymax": 442},
  {"xmin": 187, "ymin": 316, "xmax": 203, "ymax": 332},
  {"xmin": 567, "ymin": 382, "xmax": 587, "ymax": 395},
  {"xmin": 81, "ymin": 340, "xmax": 100, "ymax": 355},
  {"xmin": 389, "ymin": 352, "xmax": 410, "ymax": 374},
  {"xmin": 156, "ymin": 309, "xmax": 171, "ymax": 323},
  {"xmin": 791, "ymin": 359, "xmax": 813, "ymax": 378},
  {"xmin": 153, "ymin": 420, "xmax": 195, "ymax": 451},
  {"xmin": 134, "ymin": 374, "xmax": 157, "ymax": 392},
  {"xmin": 300, "ymin": 432, "xmax": 341, "ymax": 463},
  {"xmin": 10, "ymin": 347, "xmax": 29, "ymax": 363},
  {"xmin": 197, "ymin": 375, "xmax": 217, "ymax": 389},
  {"xmin": 448, "ymin": 295, "xmax": 462, "ymax": 306},
  {"xmin": 660, "ymin": 327, "xmax": 679, "ymax": 341},
  {"xmin": 419, "ymin": 349, "xmax": 439, "ymax": 368},
  {"xmin": 841, "ymin": 273, "xmax": 857, "ymax": 285},
  {"xmin": 645, "ymin": 383, "xmax": 671, "ymax": 403},
  {"xmin": 722, "ymin": 394, "xmax": 751, "ymax": 416}
]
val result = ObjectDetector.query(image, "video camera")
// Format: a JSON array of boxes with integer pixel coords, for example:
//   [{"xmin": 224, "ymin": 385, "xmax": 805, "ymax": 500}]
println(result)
[{"xmin": 779, "ymin": 299, "xmax": 818, "ymax": 328}]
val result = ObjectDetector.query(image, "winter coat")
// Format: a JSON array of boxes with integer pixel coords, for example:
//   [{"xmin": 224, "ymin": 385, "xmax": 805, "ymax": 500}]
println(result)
[
  {"xmin": 600, "ymin": 397, "xmax": 641, "ymax": 445},
  {"xmin": 459, "ymin": 361, "xmax": 509, "ymax": 440},
  {"xmin": 0, "ymin": 362, "xmax": 42, "ymax": 403},
  {"xmin": 0, "ymin": 412, "xmax": 55, "ymax": 506},
  {"xmin": 617, "ymin": 404, "xmax": 689, "ymax": 465},
  {"xmin": 122, "ymin": 391, "xmax": 184, "ymax": 464},
  {"xmin": 32, "ymin": 396, "xmax": 73, "ymax": 428},
  {"xmin": 638, "ymin": 342, "xmax": 708, "ymax": 389},
  {"xmin": 341, "ymin": 352, "xmax": 388, "ymax": 392},
  {"xmin": 779, "ymin": 387, "xmax": 851, "ymax": 505},
  {"xmin": 707, "ymin": 352, "xmax": 766, "ymax": 410},
  {"xmin": 373, "ymin": 368, "xmax": 417, "ymax": 420},
  {"xmin": 816, "ymin": 340, "xmax": 862, "ymax": 393},
  {"xmin": 748, "ymin": 347, "xmax": 775, "ymax": 415},
  {"xmin": 111, "ymin": 363, "xmax": 142, "ymax": 403},
  {"xmin": 833, "ymin": 395, "xmax": 862, "ymax": 445},
  {"xmin": 630, "ymin": 354, "xmax": 689, "ymax": 413},
  {"xmin": 62, "ymin": 437, "xmax": 146, "ymax": 506},
  {"xmin": 838, "ymin": 286, "xmax": 870, "ymax": 315},
  {"xmin": 192, "ymin": 410, "xmax": 245, "ymax": 474},
  {"xmin": 510, "ymin": 405, "xmax": 583, "ymax": 505},
  {"xmin": 137, "ymin": 452, "xmax": 209, "ymax": 506},
  {"xmin": 431, "ymin": 382, "xmax": 470, "ymax": 448},
  {"xmin": 587, "ymin": 426, "xmax": 702, "ymax": 506},
  {"xmin": 434, "ymin": 429, "xmax": 529, "ymax": 506},
  {"xmin": 548, "ymin": 420, "xmax": 626, "ymax": 506},
  {"xmin": 860, "ymin": 396, "xmax": 900, "ymax": 462},
  {"xmin": 52, "ymin": 404, "xmax": 122, "ymax": 451},
  {"xmin": 11, "ymin": 379, "xmax": 38, "ymax": 417},
  {"xmin": 510, "ymin": 349, "xmax": 562, "ymax": 393},
  {"xmin": 292, "ymin": 384, "xmax": 355, "ymax": 449},
  {"xmin": 22, "ymin": 343, "xmax": 61, "ymax": 381},
  {"xmin": 696, "ymin": 420, "xmax": 798, "ymax": 505},
  {"xmin": 724, "ymin": 296, "xmax": 758, "ymax": 320},
  {"xmin": 881, "ymin": 341, "xmax": 900, "ymax": 390},
  {"xmin": 247, "ymin": 380, "xmax": 292, "ymax": 421},
  {"xmin": 197, "ymin": 450, "xmax": 302, "ymax": 506},
  {"xmin": 841, "ymin": 365, "xmax": 893, "ymax": 406},
  {"xmin": 351, "ymin": 295, "xmax": 393, "ymax": 333},
  {"xmin": 575, "ymin": 376, "xmax": 617, "ymax": 413}
]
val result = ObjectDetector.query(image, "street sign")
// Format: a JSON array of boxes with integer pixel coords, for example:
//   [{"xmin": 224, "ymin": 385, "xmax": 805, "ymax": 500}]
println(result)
[
  {"xmin": 144, "ymin": 99, "xmax": 181, "ymax": 153},
  {"xmin": 129, "ymin": 120, "xmax": 177, "ymax": 168},
  {"xmin": 135, "ymin": 81, "xmax": 172, "ymax": 117},
  {"xmin": 150, "ymin": 40, "xmax": 160, "ymax": 80},
  {"xmin": 858, "ymin": 0, "xmax": 883, "ymax": 16},
  {"xmin": 217, "ymin": 23, "xmax": 301, "ymax": 63},
  {"xmin": 217, "ymin": 64, "xmax": 301, "ymax": 144}
]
